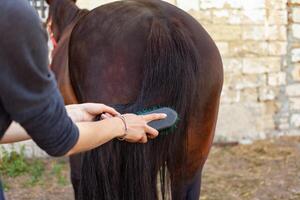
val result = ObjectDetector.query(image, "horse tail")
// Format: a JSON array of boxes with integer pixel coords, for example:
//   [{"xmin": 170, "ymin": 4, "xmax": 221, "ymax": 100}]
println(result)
[
  {"xmin": 135, "ymin": 15, "xmax": 200, "ymax": 199},
  {"xmin": 79, "ymin": 12, "xmax": 200, "ymax": 200}
]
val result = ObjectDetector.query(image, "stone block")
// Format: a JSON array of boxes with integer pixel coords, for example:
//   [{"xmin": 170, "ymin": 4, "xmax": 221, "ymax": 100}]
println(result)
[
  {"xmin": 268, "ymin": 72, "xmax": 286, "ymax": 86},
  {"xmin": 241, "ymin": 41, "xmax": 269, "ymax": 57},
  {"xmin": 190, "ymin": 10, "xmax": 212, "ymax": 23},
  {"xmin": 163, "ymin": 0, "xmax": 177, "ymax": 5},
  {"xmin": 222, "ymin": 58, "xmax": 242, "ymax": 73},
  {"xmin": 228, "ymin": 41, "xmax": 244, "ymax": 57},
  {"xmin": 291, "ymin": 114, "xmax": 300, "ymax": 128},
  {"xmin": 243, "ymin": 9, "xmax": 266, "ymax": 25},
  {"xmin": 292, "ymin": 64, "xmax": 300, "ymax": 81},
  {"xmin": 242, "ymin": 57, "xmax": 281, "ymax": 74},
  {"xmin": 220, "ymin": 88, "xmax": 240, "ymax": 103},
  {"xmin": 242, "ymin": 26, "xmax": 267, "ymax": 40},
  {"xmin": 292, "ymin": 48, "xmax": 300, "ymax": 63},
  {"xmin": 260, "ymin": 115, "xmax": 276, "ymax": 130},
  {"xmin": 216, "ymin": 42, "xmax": 230, "ymax": 57},
  {"xmin": 227, "ymin": 74, "xmax": 267, "ymax": 89},
  {"xmin": 205, "ymin": 25, "xmax": 242, "ymax": 41},
  {"xmin": 292, "ymin": 24, "xmax": 300, "ymax": 40},
  {"xmin": 268, "ymin": 25, "xmax": 287, "ymax": 41},
  {"xmin": 286, "ymin": 84, "xmax": 300, "ymax": 97},
  {"xmin": 258, "ymin": 86, "xmax": 278, "ymax": 101},
  {"xmin": 268, "ymin": 42, "xmax": 287, "ymax": 56},
  {"xmin": 267, "ymin": 10, "xmax": 288, "ymax": 25},
  {"xmin": 242, "ymin": 0, "xmax": 266, "ymax": 9},
  {"xmin": 177, "ymin": 0, "xmax": 199, "ymax": 11},
  {"xmin": 278, "ymin": 123, "xmax": 290, "ymax": 130},
  {"xmin": 215, "ymin": 103, "xmax": 265, "ymax": 142},
  {"xmin": 266, "ymin": 0, "xmax": 287, "ymax": 10},
  {"xmin": 291, "ymin": 0, "xmax": 300, "ymax": 4},
  {"xmin": 292, "ymin": 7, "xmax": 300, "ymax": 23},
  {"xmin": 240, "ymin": 88, "xmax": 259, "ymax": 102},
  {"xmin": 290, "ymin": 98, "xmax": 300, "ymax": 110},
  {"xmin": 212, "ymin": 10, "xmax": 243, "ymax": 25},
  {"xmin": 77, "ymin": 0, "xmax": 112, "ymax": 9},
  {"xmin": 278, "ymin": 116, "xmax": 289, "ymax": 124},
  {"xmin": 200, "ymin": 0, "xmax": 242, "ymax": 9},
  {"xmin": 265, "ymin": 101, "xmax": 279, "ymax": 115},
  {"xmin": 228, "ymin": 10, "xmax": 243, "ymax": 24},
  {"xmin": 288, "ymin": 129, "xmax": 300, "ymax": 136}
]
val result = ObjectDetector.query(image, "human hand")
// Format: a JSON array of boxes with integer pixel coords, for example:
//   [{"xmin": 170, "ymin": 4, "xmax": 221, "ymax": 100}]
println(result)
[
  {"xmin": 66, "ymin": 103, "xmax": 120, "ymax": 123},
  {"xmin": 116, "ymin": 113, "xmax": 167, "ymax": 143}
]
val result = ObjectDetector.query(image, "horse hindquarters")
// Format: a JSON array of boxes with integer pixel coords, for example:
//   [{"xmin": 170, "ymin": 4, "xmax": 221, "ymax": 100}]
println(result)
[{"xmin": 66, "ymin": 1, "xmax": 223, "ymax": 199}]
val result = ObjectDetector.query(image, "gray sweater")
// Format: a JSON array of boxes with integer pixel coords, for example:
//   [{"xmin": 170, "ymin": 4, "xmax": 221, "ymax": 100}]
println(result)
[{"xmin": 0, "ymin": 0, "xmax": 79, "ymax": 157}]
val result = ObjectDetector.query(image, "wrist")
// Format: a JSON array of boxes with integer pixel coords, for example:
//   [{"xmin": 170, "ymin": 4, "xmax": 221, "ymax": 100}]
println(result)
[
  {"xmin": 66, "ymin": 107, "xmax": 81, "ymax": 122},
  {"xmin": 116, "ymin": 115, "xmax": 128, "ymax": 140},
  {"xmin": 109, "ymin": 117, "xmax": 126, "ymax": 138}
]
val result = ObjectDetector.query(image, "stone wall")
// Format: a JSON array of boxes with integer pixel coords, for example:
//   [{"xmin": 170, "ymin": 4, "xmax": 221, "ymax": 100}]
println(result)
[
  {"xmin": 287, "ymin": 0, "xmax": 300, "ymax": 135},
  {"xmin": 192, "ymin": 0, "xmax": 290, "ymax": 142}
]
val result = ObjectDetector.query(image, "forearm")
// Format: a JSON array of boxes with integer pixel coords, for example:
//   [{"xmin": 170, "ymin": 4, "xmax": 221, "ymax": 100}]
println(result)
[
  {"xmin": 66, "ymin": 117, "xmax": 123, "ymax": 156},
  {"xmin": 0, "ymin": 122, "xmax": 31, "ymax": 144}
]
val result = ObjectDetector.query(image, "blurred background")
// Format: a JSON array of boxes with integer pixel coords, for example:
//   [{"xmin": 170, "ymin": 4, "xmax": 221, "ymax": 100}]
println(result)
[{"xmin": 1, "ymin": 0, "xmax": 300, "ymax": 200}]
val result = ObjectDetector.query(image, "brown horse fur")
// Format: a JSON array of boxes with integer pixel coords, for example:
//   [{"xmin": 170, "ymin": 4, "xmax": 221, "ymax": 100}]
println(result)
[{"xmin": 47, "ymin": 0, "xmax": 223, "ymax": 199}]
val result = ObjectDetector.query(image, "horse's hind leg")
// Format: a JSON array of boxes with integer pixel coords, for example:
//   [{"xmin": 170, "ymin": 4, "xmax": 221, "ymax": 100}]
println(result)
[
  {"xmin": 171, "ymin": 169, "xmax": 202, "ymax": 200},
  {"xmin": 184, "ymin": 170, "xmax": 202, "ymax": 200}
]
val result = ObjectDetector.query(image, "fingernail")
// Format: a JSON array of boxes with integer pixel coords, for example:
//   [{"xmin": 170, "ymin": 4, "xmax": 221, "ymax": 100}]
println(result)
[{"xmin": 162, "ymin": 114, "xmax": 167, "ymax": 118}]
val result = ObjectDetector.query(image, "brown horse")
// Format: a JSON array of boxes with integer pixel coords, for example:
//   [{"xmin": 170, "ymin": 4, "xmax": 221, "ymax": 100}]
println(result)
[{"xmin": 46, "ymin": 0, "xmax": 223, "ymax": 199}]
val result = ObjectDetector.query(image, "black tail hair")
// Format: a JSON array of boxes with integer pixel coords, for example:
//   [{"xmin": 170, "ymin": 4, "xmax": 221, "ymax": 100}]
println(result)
[{"xmin": 79, "ymin": 12, "xmax": 200, "ymax": 200}]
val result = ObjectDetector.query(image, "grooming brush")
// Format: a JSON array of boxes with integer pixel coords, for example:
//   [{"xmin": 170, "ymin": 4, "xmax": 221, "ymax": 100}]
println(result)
[
  {"xmin": 137, "ymin": 107, "xmax": 178, "ymax": 132},
  {"xmin": 96, "ymin": 107, "xmax": 178, "ymax": 132}
]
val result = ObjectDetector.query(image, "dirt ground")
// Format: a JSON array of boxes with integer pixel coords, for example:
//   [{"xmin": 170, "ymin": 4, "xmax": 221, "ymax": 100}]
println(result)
[
  {"xmin": 2, "ymin": 136, "xmax": 300, "ymax": 200},
  {"xmin": 201, "ymin": 136, "xmax": 300, "ymax": 200}
]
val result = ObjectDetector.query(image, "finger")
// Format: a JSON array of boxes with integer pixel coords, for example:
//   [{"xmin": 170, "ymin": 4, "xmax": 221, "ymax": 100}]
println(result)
[
  {"xmin": 101, "ymin": 105, "xmax": 120, "ymax": 116},
  {"xmin": 101, "ymin": 113, "xmax": 111, "ymax": 120},
  {"xmin": 139, "ymin": 134, "xmax": 148, "ymax": 144},
  {"xmin": 84, "ymin": 103, "xmax": 120, "ymax": 116},
  {"xmin": 141, "ymin": 113, "xmax": 167, "ymax": 123},
  {"xmin": 104, "ymin": 113, "xmax": 113, "ymax": 118},
  {"xmin": 147, "ymin": 133, "xmax": 156, "ymax": 139},
  {"xmin": 145, "ymin": 125, "xmax": 159, "ymax": 138}
]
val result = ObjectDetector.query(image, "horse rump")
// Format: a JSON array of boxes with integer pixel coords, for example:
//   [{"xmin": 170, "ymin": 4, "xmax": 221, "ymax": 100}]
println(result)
[{"xmin": 78, "ymin": 2, "xmax": 200, "ymax": 200}]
